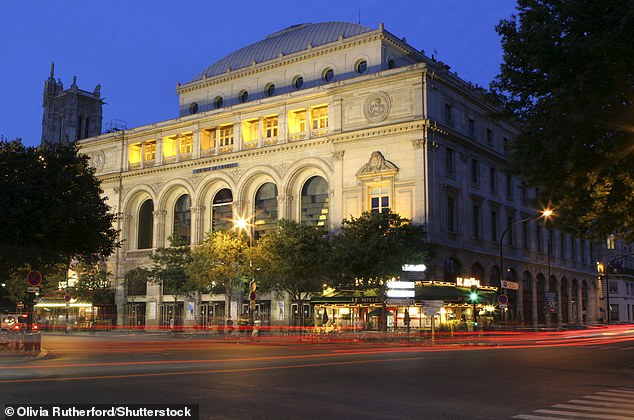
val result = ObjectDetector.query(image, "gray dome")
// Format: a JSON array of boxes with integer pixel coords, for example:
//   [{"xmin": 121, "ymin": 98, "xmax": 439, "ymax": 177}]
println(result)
[{"xmin": 191, "ymin": 22, "xmax": 373, "ymax": 82}]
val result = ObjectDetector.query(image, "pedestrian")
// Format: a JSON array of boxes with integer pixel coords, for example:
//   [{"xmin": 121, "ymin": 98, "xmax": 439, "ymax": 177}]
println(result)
[
  {"xmin": 225, "ymin": 315, "xmax": 234, "ymax": 338},
  {"xmin": 252, "ymin": 316, "xmax": 261, "ymax": 339}
]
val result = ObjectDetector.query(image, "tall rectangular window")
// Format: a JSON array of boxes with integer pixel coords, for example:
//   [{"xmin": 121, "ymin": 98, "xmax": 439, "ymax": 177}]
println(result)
[
  {"xmin": 536, "ymin": 225, "xmax": 543, "ymax": 253},
  {"xmin": 144, "ymin": 140, "xmax": 156, "ymax": 161},
  {"xmin": 503, "ymin": 137, "xmax": 509, "ymax": 154},
  {"xmin": 242, "ymin": 119, "xmax": 259, "ymax": 143},
  {"xmin": 179, "ymin": 133, "xmax": 193, "ymax": 155},
  {"xmin": 607, "ymin": 234, "xmax": 616, "ymax": 250},
  {"xmin": 507, "ymin": 216, "xmax": 514, "ymax": 246},
  {"xmin": 506, "ymin": 174, "xmax": 513, "ymax": 197},
  {"xmin": 491, "ymin": 210, "xmax": 498, "ymax": 242},
  {"xmin": 468, "ymin": 118, "xmax": 475, "ymax": 137},
  {"xmin": 217, "ymin": 125, "xmax": 234, "ymax": 147},
  {"xmin": 288, "ymin": 109, "xmax": 306, "ymax": 134},
  {"xmin": 472, "ymin": 204, "xmax": 481, "ymax": 238},
  {"xmin": 201, "ymin": 128, "xmax": 215, "ymax": 151},
  {"xmin": 560, "ymin": 233, "xmax": 566, "ymax": 258},
  {"xmin": 522, "ymin": 220, "xmax": 529, "ymax": 249},
  {"xmin": 369, "ymin": 185, "xmax": 389, "ymax": 213},
  {"xmin": 446, "ymin": 148, "xmax": 455, "ymax": 176},
  {"xmin": 520, "ymin": 181, "xmax": 528, "ymax": 202},
  {"xmin": 489, "ymin": 167, "xmax": 497, "ymax": 192},
  {"xmin": 581, "ymin": 239, "xmax": 586, "ymax": 264},
  {"xmin": 263, "ymin": 115, "xmax": 279, "ymax": 138},
  {"xmin": 311, "ymin": 106, "xmax": 328, "ymax": 130},
  {"xmin": 444, "ymin": 103, "xmax": 453, "ymax": 124},
  {"xmin": 447, "ymin": 197, "xmax": 456, "ymax": 232},
  {"xmin": 548, "ymin": 230, "xmax": 554, "ymax": 256},
  {"xmin": 571, "ymin": 237, "xmax": 577, "ymax": 261},
  {"xmin": 486, "ymin": 128, "xmax": 493, "ymax": 144},
  {"xmin": 471, "ymin": 159, "xmax": 479, "ymax": 184}
]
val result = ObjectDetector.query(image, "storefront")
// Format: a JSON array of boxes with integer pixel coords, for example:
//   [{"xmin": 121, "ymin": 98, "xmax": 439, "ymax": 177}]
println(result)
[
  {"xmin": 34, "ymin": 298, "xmax": 114, "ymax": 332},
  {"xmin": 311, "ymin": 281, "xmax": 499, "ymax": 332}
]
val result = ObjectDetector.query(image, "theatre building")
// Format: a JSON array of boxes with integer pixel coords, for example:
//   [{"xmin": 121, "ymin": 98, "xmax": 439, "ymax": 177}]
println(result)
[{"xmin": 73, "ymin": 21, "xmax": 601, "ymax": 329}]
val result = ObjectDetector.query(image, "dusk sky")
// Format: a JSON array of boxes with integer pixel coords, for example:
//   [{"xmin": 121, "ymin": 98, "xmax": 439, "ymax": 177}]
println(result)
[{"xmin": 0, "ymin": 1, "xmax": 517, "ymax": 148}]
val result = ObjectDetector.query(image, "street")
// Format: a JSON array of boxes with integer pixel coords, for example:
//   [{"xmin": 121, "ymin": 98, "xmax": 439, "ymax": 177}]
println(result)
[{"xmin": 1, "ymin": 326, "xmax": 634, "ymax": 419}]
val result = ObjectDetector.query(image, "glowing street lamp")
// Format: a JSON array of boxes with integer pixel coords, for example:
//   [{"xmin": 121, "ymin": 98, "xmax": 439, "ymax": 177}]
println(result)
[{"xmin": 498, "ymin": 207, "xmax": 555, "ymax": 321}]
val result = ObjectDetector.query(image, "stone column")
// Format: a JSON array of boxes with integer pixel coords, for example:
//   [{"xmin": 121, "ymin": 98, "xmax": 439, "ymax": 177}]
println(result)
[
  {"xmin": 331, "ymin": 150, "xmax": 345, "ymax": 231},
  {"xmin": 156, "ymin": 136, "xmax": 163, "ymax": 165},
  {"xmin": 192, "ymin": 128, "xmax": 201, "ymax": 159},
  {"xmin": 531, "ymin": 276, "xmax": 538, "ymax": 326},
  {"xmin": 190, "ymin": 206, "xmax": 205, "ymax": 245},
  {"xmin": 153, "ymin": 210, "xmax": 167, "ymax": 248}
]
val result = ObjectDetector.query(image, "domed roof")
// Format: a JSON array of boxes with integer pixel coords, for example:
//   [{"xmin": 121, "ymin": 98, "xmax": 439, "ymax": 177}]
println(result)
[{"xmin": 191, "ymin": 22, "xmax": 373, "ymax": 82}]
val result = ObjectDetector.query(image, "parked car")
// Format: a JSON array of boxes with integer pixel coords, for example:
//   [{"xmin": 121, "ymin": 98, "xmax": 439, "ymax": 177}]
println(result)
[{"xmin": 1, "ymin": 313, "xmax": 39, "ymax": 333}]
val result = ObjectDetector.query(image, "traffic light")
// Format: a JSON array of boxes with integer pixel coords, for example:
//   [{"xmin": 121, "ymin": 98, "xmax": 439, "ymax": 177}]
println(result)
[{"xmin": 469, "ymin": 285, "xmax": 478, "ymax": 302}]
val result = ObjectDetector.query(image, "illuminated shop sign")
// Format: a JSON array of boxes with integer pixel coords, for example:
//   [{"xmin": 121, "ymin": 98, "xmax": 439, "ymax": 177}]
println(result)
[{"xmin": 456, "ymin": 277, "xmax": 480, "ymax": 288}]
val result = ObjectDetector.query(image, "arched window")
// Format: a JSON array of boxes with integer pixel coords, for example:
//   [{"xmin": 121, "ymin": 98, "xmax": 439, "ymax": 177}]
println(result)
[
  {"xmin": 212, "ymin": 188, "xmax": 233, "ymax": 232},
  {"xmin": 470, "ymin": 263, "xmax": 485, "ymax": 283},
  {"xmin": 300, "ymin": 176, "xmax": 329, "ymax": 228},
  {"xmin": 173, "ymin": 194, "xmax": 191, "ymax": 243},
  {"xmin": 254, "ymin": 183, "xmax": 277, "ymax": 239},
  {"xmin": 443, "ymin": 257, "xmax": 462, "ymax": 282},
  {"xmin": 490, "ymin": 266, "xmax": 501, "ymax": 286},
  {"xmin": 137, "ymin": 199, "xmax": 154, "ymax": 249}
]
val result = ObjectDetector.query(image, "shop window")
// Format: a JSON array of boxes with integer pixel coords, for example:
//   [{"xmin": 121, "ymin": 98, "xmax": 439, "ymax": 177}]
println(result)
[
  {"xmin": 137, "ymin": 199, "xmax": 154, "ymax": 249},
  {"xmin": 311, "ymin": 105, "xmax": 328, "ymax": 131},
  {"xmin": 301, "ymin": 176, "xmax": 329, "ymax": 228},
  {"xmin": 369, "ymin": 185, "xmax": 389, "ymax": 213},
  {"xmin": 263, "ymin": 115, "xmax": 278, "ymax": 138}
]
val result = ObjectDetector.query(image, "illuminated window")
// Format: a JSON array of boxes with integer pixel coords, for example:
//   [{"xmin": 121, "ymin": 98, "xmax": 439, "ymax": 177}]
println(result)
[
  {"xmin": 201, "ymin": 128, "xmax": 216, "ymax": 151},
  {"xmin": 163, "ymin": 135, "xmax": 177, "ymax": 158},
  {"xmin": 242, "ymin": 119, "xmax": 259, "ymax": 144},
  {"xmin": 311, "ymin": 105, "xmax": 328, "ymax": 130},
  {"xmin": 218, "ymin": 125, "xmax": 234, "ymax": 147},
  {"xmin": 254, "ymin": 183, "xmax": 278, "ymax": 239},
  {"xmin": 179, "ymin": 133, "xmax": 193, "ymax": 155},
  {"xmin": 263, "ymin": 115, "xmax": 278, "ymax": 138},
  {"xmin": 144, "ymin": 140, "xmax": 156, "ymax": 161},
  {"xmin": 288, "ymin": 109, "xmax": 306, "ymax": 134},
  {"xmin": 129, "ymin": 142, "xmax": 142, "ymax": 164},
  {"xmin": 173, "ymin": 194, "xmax": 191, "ymax": 244},
  {"xmin": 607, "ymin": 234, "xmax": 616, "ymax": 250},
  {"xmin": 369, "ymin": 185, "xmax": 389, "ymax": 213}
]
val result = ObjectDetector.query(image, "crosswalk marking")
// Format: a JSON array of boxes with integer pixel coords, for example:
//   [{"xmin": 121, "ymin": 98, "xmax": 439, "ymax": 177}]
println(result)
[{"xmin": 513, "ymin": 387, "xmax": 634, "ymax": 419}]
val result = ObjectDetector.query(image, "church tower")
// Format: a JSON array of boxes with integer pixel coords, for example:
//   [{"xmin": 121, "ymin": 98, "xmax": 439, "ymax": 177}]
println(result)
[{"xmin": 41, "ymin": 62, "xmax": 104, "ymax": 145}]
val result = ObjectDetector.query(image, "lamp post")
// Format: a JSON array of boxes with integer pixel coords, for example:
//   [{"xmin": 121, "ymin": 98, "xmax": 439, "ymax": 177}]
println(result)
[{"xmin": 499, "ymin": 208, "xmax": 553, "ymax": 322}]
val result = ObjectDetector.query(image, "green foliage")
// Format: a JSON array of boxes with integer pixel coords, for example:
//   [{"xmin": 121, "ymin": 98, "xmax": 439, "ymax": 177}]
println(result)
[
  {"xmin": 0, "ymin": 139, "xmax": 119, "ymax": 279},
  {"xmin": 125, "ymin": 267, "xmax": 149, "ymax": 296},
  {"xmin": 68, "ymin": 263, "xmax": 113, "ymax": 306},
  {"xmin": 491, "ymin": 0, "xmax": 634, "ymax": 241},
  {"xmin": 255, "ymin": 220, "xmax": 329, "ymax": 301},
  {"xmin": 329, "ymin": 211, "xmax": 433, "ymax": 289},
  {"xmin": 148, "ymin": 235, "xmax": 196, "ymax": 299},
  {"xmin": 189, "ymin": 230, "xmax": 249, "ymax": 296}
]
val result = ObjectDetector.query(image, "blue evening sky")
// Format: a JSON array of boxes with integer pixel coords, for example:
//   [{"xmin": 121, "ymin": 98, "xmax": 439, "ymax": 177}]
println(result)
[{"xmin": 0, "ymin": 1, "xmax": 517, "ymax": 147}]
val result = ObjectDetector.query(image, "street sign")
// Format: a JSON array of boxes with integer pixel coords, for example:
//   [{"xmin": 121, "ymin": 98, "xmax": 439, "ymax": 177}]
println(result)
[
  {"xmin": 421, "ymin": 300, "xmax": 444, "ymax": 313},
  {"xmin": 498, "ymin": 294, "xmax": 509, "ymax": 305},
  {"xmin": 500, "ymin": 280, "xmax": 519, "ymax": 290},
  {"xmin": 27, "ymin": 286, "xmax": 40, "ymax": 293},
  {"xmin": 385, "ymin": 298, "xmax": 414, "ymax": 306},
  {"xmin": 27, "ymin": 270, "xmax": 42, "ymax": 287}
]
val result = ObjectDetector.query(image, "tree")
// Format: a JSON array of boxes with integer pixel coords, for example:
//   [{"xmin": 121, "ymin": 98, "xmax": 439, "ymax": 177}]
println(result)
[
  {"xmin": 491, "ymin": 0, "xmax": 634, "ymax": 241},
  {"xmin": 0, "ymin": 139, "xmax": 119, "ymax": 280},
  {"xmin": 189, "ymin": 230, "xmax": 249, "ymax": 322},
  {"xmin": 329, "ymin": 211, "xmax": 433, "ymax": 290},
  {"xmin": 68, "ymin": 263, "xmax": 114, "ymax": 325},
  {"xmin": 148, "ymin": 235, "xmax": 196, "ymax": 327},
  {"xmin": 255, "ymin": 220, "xmax": 330, "ymax": 326}
]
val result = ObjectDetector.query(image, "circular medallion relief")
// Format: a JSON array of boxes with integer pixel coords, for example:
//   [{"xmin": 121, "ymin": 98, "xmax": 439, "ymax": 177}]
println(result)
[
  {"xmin": 90, "ymin": 151, "xmax": 105, "ymax": 171},
  {"xmin": 363, "ymin": 92, "xmax": 391, "ymax": 123}
]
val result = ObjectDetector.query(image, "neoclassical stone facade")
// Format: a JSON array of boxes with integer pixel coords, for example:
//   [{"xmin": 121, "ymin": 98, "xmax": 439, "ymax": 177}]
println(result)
[{"xmin": 78, "ymin": 22, "xmax": 600, "ymax": 328}]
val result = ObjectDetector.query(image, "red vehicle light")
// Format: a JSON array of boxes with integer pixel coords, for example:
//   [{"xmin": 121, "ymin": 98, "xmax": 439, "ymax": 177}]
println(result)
[
  {"xmin": 32, "ymin": 324, "xmax": 38, "ymax": 331},
  {"xmin": 13, "ymin": 325, "xmax": 20, "ymax": 331}
]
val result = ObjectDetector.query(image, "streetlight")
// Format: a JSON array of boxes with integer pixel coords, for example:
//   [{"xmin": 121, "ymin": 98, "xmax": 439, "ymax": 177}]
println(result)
[{"xmin": 499, "ymin": 207, "xmax": 554, "ymax": 321}]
